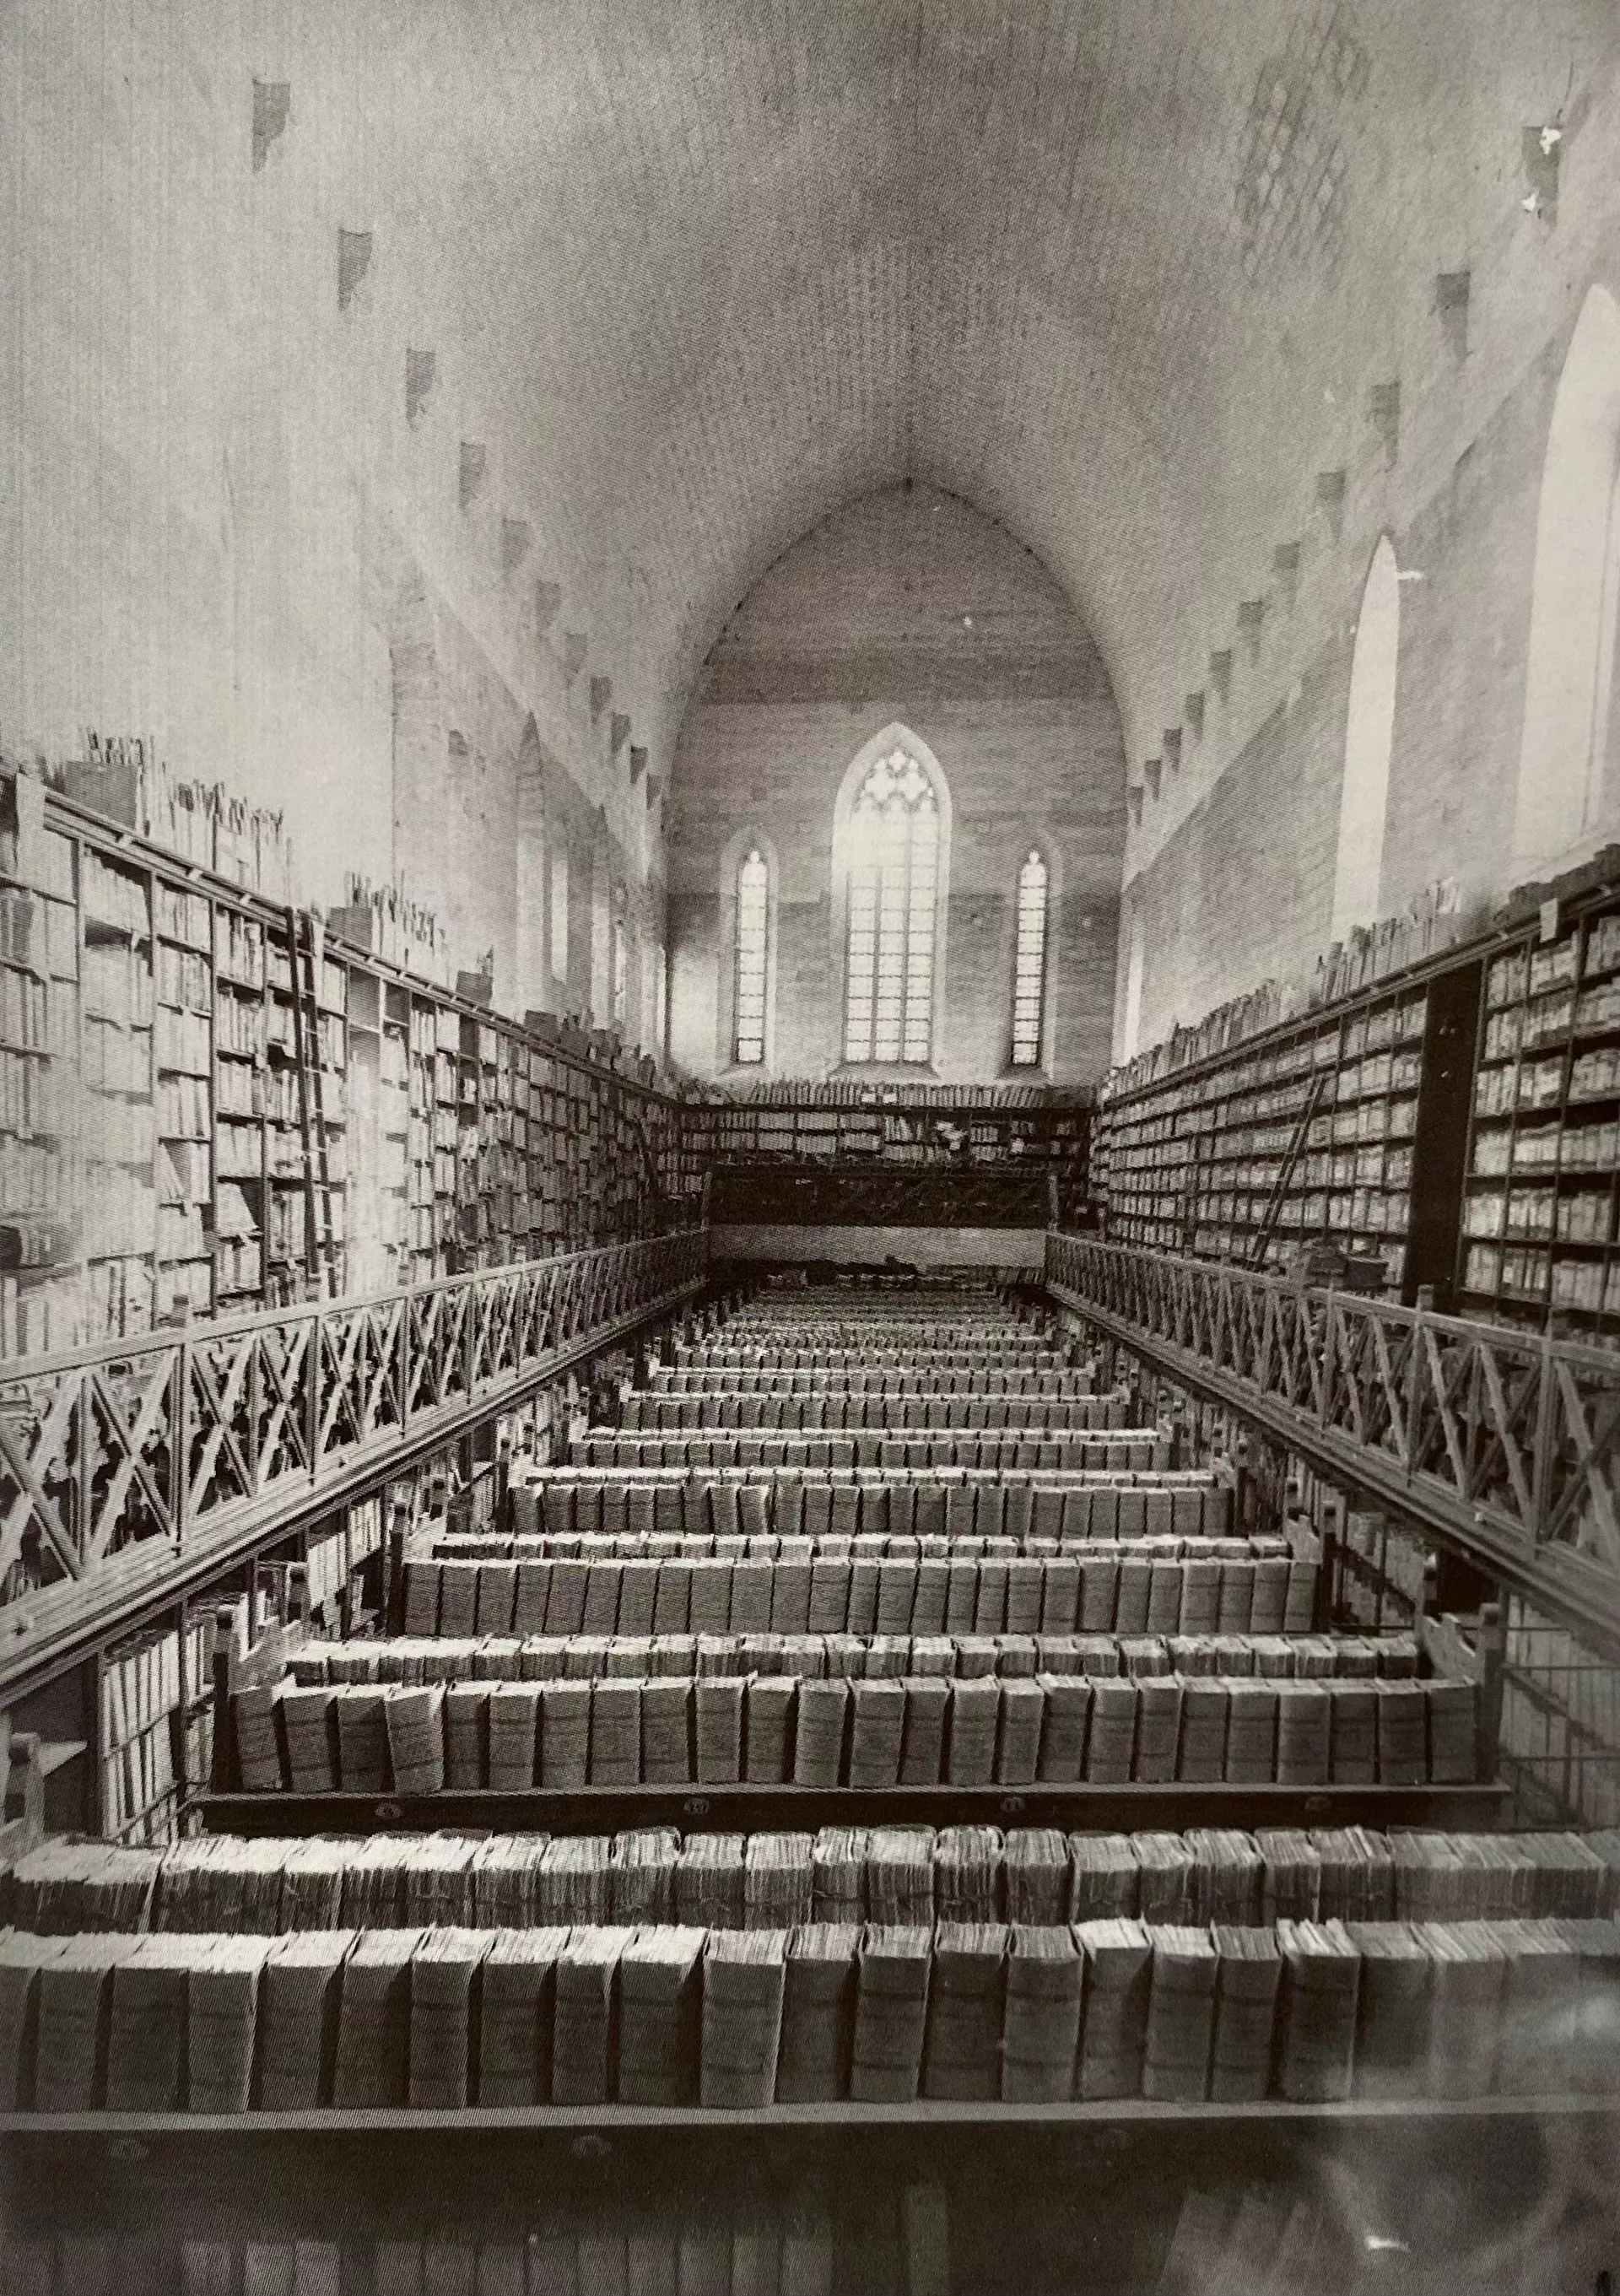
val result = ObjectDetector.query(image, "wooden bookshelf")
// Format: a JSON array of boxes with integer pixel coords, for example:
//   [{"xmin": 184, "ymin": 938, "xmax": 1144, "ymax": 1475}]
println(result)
[
  {"xmin": 685, "ymin": 1088, "xmax": 1092, "ymax": 1229},
  {"xmin": 0, "ymin": 773, "xmax": 704, "ymax": 1359},
  {"xmin": 1456, "ymin": 882, "xmax": 1620, "ymax": 1342},
  {"xmin": 1098, "ymin": 975, "xmax": 1430, "ymax": 1291},
  {"xmin": 196, "ymin": 1782, "xmax": 1508, "ymax": 1836},
  {"xmin": 3, "ymin": 2093, "xmax": 1611, "ymax": 2135}
]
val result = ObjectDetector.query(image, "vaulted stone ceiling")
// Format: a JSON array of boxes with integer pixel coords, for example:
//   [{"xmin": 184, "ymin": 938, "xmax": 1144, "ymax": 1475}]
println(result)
[{"xmin": 267, "ymin": 0, "xmax": 1612, "ymax": 774}]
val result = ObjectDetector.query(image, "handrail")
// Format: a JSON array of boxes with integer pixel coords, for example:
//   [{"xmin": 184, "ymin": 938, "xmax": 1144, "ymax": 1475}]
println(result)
[
  {"xmin": 0, "ymin": 1229, "xmax": 710, "ymax": 1696},
  {"xmin": 1045, "ymin": 1230, "xmax": 1620, "ymax": 1647},
  {"xmin": 1, "ymin": 1231, "xmax": 697, "ymax": 1385}
]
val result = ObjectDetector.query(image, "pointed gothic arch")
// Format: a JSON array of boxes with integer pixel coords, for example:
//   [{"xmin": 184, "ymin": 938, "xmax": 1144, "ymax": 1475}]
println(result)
[{"xmin": 830, "ymin": 725, "xmax": 953, "ymax": 1068}]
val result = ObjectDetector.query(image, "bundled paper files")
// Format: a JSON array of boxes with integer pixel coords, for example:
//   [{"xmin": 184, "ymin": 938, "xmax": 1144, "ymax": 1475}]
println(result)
[
  {"xmin": 699, "ymin": 1929, "xmax": 786, "ymax": 2105},
  {"xmin": 284, "ymin": 1615, "xmax": 1400, "ymax": 1693},
  {"xmin": 407, "ymin": 1928, "xmax": 488, "ymax": 2107},
  {"xmin": 553, "ymin": 1927, "xmax": 632, "ymax": 2104},
  {"xmin": 1073, "ymin": 1918, "xmax": 1153, "ymax": 2099},
  {"xmin": 776, "ymin": 1924, "xmax": 859, "ymax": 2102},
  {"xmin": 228, "ymin": 1647, "xmax": 1471, "ymax": 1792},
  {"xmin": 257, "ymin": 1931, "xmax": 353, "ymax": 2108},
  {"xmin": 402, "ymin": 1526, "xmax": 1312, "ymax": 1645},
  {"xmin": 1274, "ymin": 1921, "xmax": 1361, "ymax": 2102},
  {"xmin": 1142, "ymin": 1926, "xmax": 1218, "ymax": 2100},
  {"xmin": 475, "ymin": 1929, "xmax": 568, "ymax": 2104},
  {"xmin": 618, "ymin": 1926, "xmax": 705, "ymax": 2104},
  {"xmin": 12, "ymin": 1826, "xmax": 1618, "ymax": 1942},
  {"xmin": 850, "ymin": 1926, "xmax": 932, "ymax": 2101},
  {"xmin": 1002, "ymin": 1926, "xmax": 1083, "ymax": 2101},
  {"xmin": 920, "ymin": 1923, "xmax": 1007, "ymax": 2099}
]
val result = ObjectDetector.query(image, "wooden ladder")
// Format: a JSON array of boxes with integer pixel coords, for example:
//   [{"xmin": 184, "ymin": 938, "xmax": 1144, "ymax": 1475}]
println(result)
[
  {"xmin": 289, "ymin": 907, "xmax": 339, "ymax": 1294},
  {"xmin": 626, "ymin": 1100, "xmax": 668, "ymax": 1231},
  {"xmin": 1250, "ymin": 1072, "xmax": 1331, "ymax": 1269}
]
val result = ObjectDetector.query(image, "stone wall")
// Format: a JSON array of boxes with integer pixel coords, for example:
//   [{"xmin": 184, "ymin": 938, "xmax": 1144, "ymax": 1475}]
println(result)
[{"xmin": 669, "ymin": 486, "xmax": 1126, "ymax": 1087}]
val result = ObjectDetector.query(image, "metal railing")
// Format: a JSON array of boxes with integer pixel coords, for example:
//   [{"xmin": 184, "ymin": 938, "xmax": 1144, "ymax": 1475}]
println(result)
[
  {"xmin": 1045, "ymin": 1230, "xmax": 1620, "ymax": 1645},
  {"xmin": 0, "ymin": 1230, "xmax": 709, "ymax": 1689}
]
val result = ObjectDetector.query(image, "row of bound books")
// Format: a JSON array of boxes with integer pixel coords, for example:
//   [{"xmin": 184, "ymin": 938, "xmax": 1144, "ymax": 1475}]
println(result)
[
  {"xmin": 20, "ymin": 1823, "xmax": 1612, "ymax": 1939},
  {"xmin": 300, "ymin": 1626, "xmax": 1411, "ymax": 1687},
  {"xmin": 719, "ymin": 1075, "xmax": 1085, "ymax": 1108},
  {"xmin": 441, "ymin": 1524, "xmax": 1272, "ymax": 1568},
  {"xmin": 1, "ymin": 1914, "xmax": 1615, "ymax": 2113},
  {"xmin": 404, "ymin": 1543, "xmax": 1308, "ymax": 1640},
  {"xmin": 535, "ymin": 1486, "xmax": 1237, "ymax": 1533},
  {"xmin": 5, "ymin": 2193, "xmax": 835, "ymax": 2295},
  {"xmin": 678, "ymin": 1322, "xmax": 1056, "ymax": 1342},
  {"xmin": 672, "ymin": 1348, "xmax": 1063, "ymax": 1373},
  {"xmin": 620, "ymin": 1391, "xmax": 1131, "ymax": 1433},
  {"xmin": 574, "ymin": 1431, "xmax": 1171, "ymax": 1472},
  {"xmin": 650, "ymin": 1362, "xmax": 1099, "ymax": 1394},
  {"xmin": 702, "ymin": 1302, "xmax": 1046, "ymax": 1324},
  {"xmin": 709, "ymin": 1300, "xmax": 1056, "ymax": 1321},
  {"xmin": 229, "ymin": 1667, "xmax": 1476, "ymax": 1795},
  {"xmin": 504, "ymin": 1472, "xmax": 1234, "ymax": 1547}
]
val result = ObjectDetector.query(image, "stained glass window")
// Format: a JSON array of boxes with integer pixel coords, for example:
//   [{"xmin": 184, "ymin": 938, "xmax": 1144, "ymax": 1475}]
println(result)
[
  {"xmin": 843, "ymin": 748, "xmax": 940, "ymax": 1065},
  {"xmin": 1010, "ymin": 850, "xmax": 1050, "ymax": 1067},
  {"xmin": 733, "ymin": 847, "xmax": 770, "ymax": 1064},
  {"xmin": 611, "ymin": 913, "xmax": 628, "ymax": 1025}
]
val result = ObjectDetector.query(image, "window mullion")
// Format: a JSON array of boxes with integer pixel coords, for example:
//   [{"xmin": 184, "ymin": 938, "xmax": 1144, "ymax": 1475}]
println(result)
[{"xmin": 899, "ymin": 822, "xmax": 914, "ymax": 1055}]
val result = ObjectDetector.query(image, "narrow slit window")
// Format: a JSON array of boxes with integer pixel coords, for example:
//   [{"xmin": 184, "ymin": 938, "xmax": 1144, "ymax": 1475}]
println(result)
[
  {"xmin": 1010, "ymin": 849, "xmax": 1049, "ymax": 1067},
  {"xmin": 843, "ymin": 748, "xmax": 939, "ymax": 1064},
  {"xmin": 733, "ymin": 847, "xmax": 770, "ymax": 1064}
]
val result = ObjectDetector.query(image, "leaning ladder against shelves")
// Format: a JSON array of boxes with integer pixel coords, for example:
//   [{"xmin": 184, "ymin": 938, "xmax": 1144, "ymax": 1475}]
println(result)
[
  {"xmin": 1249, "ymin": 1075, "xmax": 1331, "ymax": 1270},
  {"xmin": 288, "ymin": 909, "xmax": 338, "ymax": 1296}
]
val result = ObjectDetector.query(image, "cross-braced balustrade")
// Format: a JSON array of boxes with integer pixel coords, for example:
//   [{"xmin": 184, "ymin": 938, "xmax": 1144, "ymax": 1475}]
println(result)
[
  {"xmin": 1046, "ymin": 1232, "xmax": 1620, "ymax": 1644},
  {"xmin": 0, "ymin": 1231, "xmax": 708, "ymax": 1688}
]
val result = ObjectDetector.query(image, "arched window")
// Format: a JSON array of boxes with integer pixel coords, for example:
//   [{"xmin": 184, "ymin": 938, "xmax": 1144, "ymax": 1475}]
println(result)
[
  {"xmin": 842, "ymin": 746, "xmax": 942, "ymax": 1064},
  {"xmin": 549, "ymin": 845, "xmax": 570, "ymax": 985},
  {"xmin": 1120, "ymin": 897, "xmax": 1146, "ymax": 1062},
  {"xmin": 1010, "ymin": 850, "xmax": 1050, "ymax": 1067},
  {"xmin": 733, "ymin": 848, "xmax": 770, "ymax": 1064},
  {"xmin": 1513, "ymin": 284, "xmax": 1620, "ymax": 878},
  {"xmin": 1330, "ymin": 536, "xmax": 1401, "ymax": 942},
  {"xmin": 611, "ymin": 908, "xmax": 628, "ymax": 1027}
]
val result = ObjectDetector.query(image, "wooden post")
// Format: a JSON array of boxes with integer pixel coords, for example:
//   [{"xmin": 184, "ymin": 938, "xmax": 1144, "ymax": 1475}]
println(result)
[
  {"xmin": 210, "ymin": 1603, "xmax": 238, "ymax": 1790},
  {"xmin": 1475, "ymin": 1598, "xmax": 1507, "ymax": 1787},
  {"xmin": 1315, "ymin": 1485, "xmax": 1344, "ymax": 1633}
]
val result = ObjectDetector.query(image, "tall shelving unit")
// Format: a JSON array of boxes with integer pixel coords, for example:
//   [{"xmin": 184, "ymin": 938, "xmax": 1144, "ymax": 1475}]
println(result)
[
  {"xmin": 1098, "ymin": 974, "xmax": 1431, "ymax": 1291},
  {"xmin": 1457, "ymin": 881, "xmax": 1620, "ymax": 1340},
  {"xmin": 1094, "ymin": 864, "xmax": 1620, "ymax": 1335},
  {"xmin": 0, "ymin": 773, "xmax": 705, "ymax": 1361},
  {"xmin": 79, "ymin": 846, "xmax": 156, "ymax": 1342},
  {"xmin": 153, "ymin": 883, "xmax": 216, "ymax": 1321},
  {"xmin": 0, "ymin": 785, "xmax": 79, "ymax": 1356}
]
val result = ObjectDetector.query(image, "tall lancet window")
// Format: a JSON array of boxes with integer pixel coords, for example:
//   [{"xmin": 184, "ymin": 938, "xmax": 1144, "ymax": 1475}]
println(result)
[
  {"xmin": 1330, "ymin": 537, "xmax": 1401, "ymax": 943},
  {"xmin": 843, "ymin": 747, "xmax": 941, "ymax": 1064},
  {"xmin": 611, "ymin": 907, "xmax": 628, "ymax": 1026},
  {"xmin": 1513, "ymin": 284, "xmax": 1620, "ymax": 875},
  {"xmin": 733, "ymin": 847, "xmax": 770, "ymax": 1064},
  {"xmin": 1009, "ymin": 849, "xmax": 1050, "ymax": 1067}
]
